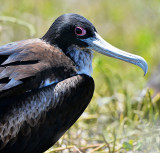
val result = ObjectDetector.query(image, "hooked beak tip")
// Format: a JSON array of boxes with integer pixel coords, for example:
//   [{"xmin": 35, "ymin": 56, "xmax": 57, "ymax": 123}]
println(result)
[{"xmin": 135, "ymin": 55, "xmax": 148, "ymax": 76}]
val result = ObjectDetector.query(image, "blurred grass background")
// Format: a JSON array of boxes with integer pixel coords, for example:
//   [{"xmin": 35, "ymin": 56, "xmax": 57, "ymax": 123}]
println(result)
[{"xmin": 0, "ymin": 0, "xmax": 160, "ymax": 152}]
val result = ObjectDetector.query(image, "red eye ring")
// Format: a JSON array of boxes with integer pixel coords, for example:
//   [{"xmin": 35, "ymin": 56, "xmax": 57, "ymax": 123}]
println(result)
[{"xmin": 75, "ymin": 27, "xmax": 86, "ymax": 36}]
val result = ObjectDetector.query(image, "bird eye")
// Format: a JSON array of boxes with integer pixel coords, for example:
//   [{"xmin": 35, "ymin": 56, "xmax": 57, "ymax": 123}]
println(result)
[{"xmin": 75, "ymin": 27, "xmax": 86, "ymax": 36}]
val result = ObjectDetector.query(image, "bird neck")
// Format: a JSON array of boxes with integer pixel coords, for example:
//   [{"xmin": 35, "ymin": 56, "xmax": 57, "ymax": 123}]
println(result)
[{"xmin": 66, "ymin": 46, "xmax": 93, "ymax": 76}]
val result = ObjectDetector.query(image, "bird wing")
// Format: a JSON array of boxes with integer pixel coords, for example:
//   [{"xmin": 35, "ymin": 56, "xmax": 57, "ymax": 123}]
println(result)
[
  {"xmin": 0, "ymin": 74, "xmax": 94, "ymax": 153},
  {"xmin": 0, "ymin": 39, "xmax": 76, "ymax": 98}
]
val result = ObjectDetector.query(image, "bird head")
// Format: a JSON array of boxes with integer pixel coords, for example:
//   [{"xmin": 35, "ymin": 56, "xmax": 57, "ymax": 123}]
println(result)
[{"xmin": 42, "ymin": 13, "xmax": 148, "ymax": 75}]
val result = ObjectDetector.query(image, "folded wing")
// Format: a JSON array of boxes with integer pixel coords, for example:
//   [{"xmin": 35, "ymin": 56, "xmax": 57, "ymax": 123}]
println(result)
[
  {"xmin": 0, "ymin": 39, "xmax": 76, "ymax": 98},
  {"xmin": 0, "ymin": 75, "xmax": 94, "ymax": 153}
]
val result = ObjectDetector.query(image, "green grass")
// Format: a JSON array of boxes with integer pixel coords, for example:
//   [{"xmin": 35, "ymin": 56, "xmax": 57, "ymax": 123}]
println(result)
[{"xmin": 0, "ymin": 0, "xmax": 160, "ymax": 152}]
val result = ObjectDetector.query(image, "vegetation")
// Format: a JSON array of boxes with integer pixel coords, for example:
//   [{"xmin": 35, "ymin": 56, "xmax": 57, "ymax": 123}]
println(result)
[{"xmin": 0, "ymin": 0, "xmax": 160, "ymax": 152}]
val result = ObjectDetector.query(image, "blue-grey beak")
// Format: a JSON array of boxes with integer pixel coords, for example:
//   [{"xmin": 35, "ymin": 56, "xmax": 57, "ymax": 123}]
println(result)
[{"xmin": 83, "ymin": 33, "xmax": 148, "ymax": 76}]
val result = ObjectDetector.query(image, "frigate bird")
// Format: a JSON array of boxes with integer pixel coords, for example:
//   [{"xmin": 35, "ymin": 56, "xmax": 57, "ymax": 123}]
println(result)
[{"xmin": 0, "ymin": 13, "xmax": 148, "ymax": 153}]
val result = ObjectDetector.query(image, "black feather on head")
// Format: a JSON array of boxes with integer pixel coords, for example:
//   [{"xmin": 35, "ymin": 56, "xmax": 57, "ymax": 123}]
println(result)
[{"xmin": 42, "ymin": 13, "xmax": 97, "ymax": 52}]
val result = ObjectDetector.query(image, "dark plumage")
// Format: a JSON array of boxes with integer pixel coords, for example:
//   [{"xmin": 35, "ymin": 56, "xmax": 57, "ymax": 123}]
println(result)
[
  {"xmin": 0, "ymin": 39, "xmax": 76, "ymax": 98},
  {"xmin": 0, "ymin": 75, "xmax": 94, "ymax": 153},
  {"xmin": 42, "ymin": 14, "xmax": 96, "ymax": 52},
  {"xmin": 0, "ymin": 13, "xmax": 148, "ymax": 153}
]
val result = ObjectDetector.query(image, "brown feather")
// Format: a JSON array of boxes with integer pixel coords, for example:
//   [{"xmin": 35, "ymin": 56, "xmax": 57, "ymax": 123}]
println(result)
[{"xmin": 0, "ymin": 39, "xmax": 77, "ymax": 98}]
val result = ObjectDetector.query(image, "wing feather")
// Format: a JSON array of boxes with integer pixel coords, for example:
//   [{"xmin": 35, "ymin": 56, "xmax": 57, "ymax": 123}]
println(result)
[
  {"xmin": 0, "ymin": 75, "xmax": 94, "ymax": 153},
  {"xmin": 0, "ymin": 39, "xmax": 76, "ymax": 98}
]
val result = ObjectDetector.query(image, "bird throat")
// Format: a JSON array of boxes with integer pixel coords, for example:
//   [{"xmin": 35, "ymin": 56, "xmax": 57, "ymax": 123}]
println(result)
[{"xmin": 66, "ymin": 46, "xmax": 93, "ymax": 76}]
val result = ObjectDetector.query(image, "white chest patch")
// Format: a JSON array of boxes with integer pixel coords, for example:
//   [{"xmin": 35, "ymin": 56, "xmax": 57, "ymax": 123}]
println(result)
[{"xmin": 67, "ymin": 47, "xmax": 93, "ymax": 76}]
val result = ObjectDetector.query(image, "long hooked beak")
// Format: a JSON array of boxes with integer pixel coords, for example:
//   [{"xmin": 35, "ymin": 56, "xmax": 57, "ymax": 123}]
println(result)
[{"xmin": 82, "ymin": 33, "xmax": 148, "ymax": 76}]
